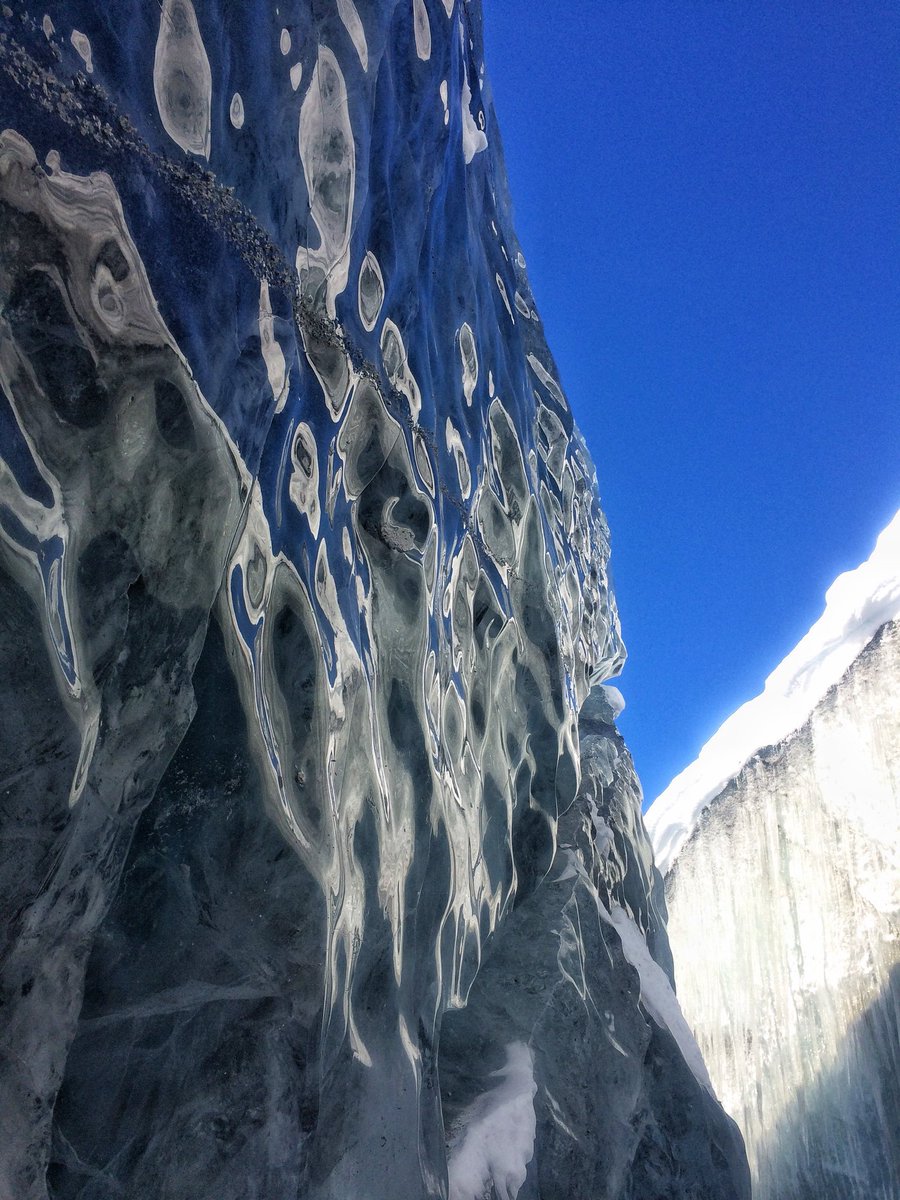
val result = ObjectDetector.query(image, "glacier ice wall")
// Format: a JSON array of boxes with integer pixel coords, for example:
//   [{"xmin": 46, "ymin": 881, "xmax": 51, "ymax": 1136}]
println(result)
[
  {"xmin": 0, "ymin": 4, "xmax": 748, "ymax": 1197},
  {"xmin": 653, "ymin": 614, "xmax": 900, "ymax": 1199},
  {"xmin": 649, "ymin": 509, "xmax": 900, "ymax": 876}
]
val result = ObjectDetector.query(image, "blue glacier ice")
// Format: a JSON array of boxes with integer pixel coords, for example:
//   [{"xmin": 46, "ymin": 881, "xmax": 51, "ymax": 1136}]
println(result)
[{"xmin": 0, "ymin": 4, "xmax": 748, "ymax": 1197}]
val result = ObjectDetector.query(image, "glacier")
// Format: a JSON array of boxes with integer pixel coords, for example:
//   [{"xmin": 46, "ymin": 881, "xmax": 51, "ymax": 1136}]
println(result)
[
  {"xmin": 646, "ymin": 511, "xmax": 900, "ymax": 1200},
  {"xmin": 0, "ymin": 3, "xmax": 748, "ymax": 1197}
]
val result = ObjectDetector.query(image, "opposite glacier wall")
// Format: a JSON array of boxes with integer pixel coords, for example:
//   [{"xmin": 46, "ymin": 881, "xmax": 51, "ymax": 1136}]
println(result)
[
  {"xmin": 647, "ymin": 513, "xmax": 900, "ymax": 1200},
  {"xmin": 0, "ymin": 3, "xmax": 748, "ymax": 1197}
]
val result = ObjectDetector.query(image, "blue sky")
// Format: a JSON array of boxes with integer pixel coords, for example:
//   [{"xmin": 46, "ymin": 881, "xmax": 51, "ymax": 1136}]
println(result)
[{"xmin": 483, "ymin": 1, "xmax": 900, "ymax": 804}]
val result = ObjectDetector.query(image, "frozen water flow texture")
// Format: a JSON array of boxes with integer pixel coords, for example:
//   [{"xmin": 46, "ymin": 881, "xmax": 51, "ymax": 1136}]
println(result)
[{"xmin": 0, "ymin": 4, "xmax": 748, "ymax": 1198}]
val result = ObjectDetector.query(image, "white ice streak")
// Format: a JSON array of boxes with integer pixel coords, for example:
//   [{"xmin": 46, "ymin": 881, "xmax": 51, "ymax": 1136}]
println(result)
[
  {"xmin": 229, "ymin": 92, "xmax": 245, "ymax": 129},
  {"xmin": 447, "ymin": 1042, "xmax": 537, "ymax": 1200},
  {"xmin": 445, "ymin": 417, "xmax": 471, "ymax": 499},
  {"xmin": 646, "ymin": 508, "xmax": 900, "ymax": 875},
  {"xmin": 336, "ymin": 0, "xmax": 368, "ymax": 71},
  {"xmin": 495, "ymin": 273, "xmax": 514, "ymax": 321},
  {"xmin": 604, "ymin": 904, "xmax": 715, "ymax": 1095},
  {"xmin": 258, "ymin": 281, "xmax": 288, "ymax": 411},
  {"xmin": 526, "ymin": 354, "xmax": 566, "ymax": 410}
]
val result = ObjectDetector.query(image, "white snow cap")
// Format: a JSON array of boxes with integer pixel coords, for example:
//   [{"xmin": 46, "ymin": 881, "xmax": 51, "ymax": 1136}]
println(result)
[{"xmin": 646, "ymin": 507, "xmax": 900, "ymax": 876}]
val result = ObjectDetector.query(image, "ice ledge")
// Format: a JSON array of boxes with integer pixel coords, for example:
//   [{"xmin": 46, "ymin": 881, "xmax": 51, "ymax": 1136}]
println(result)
[{"xmin": 646, "ymin": 507, "xmax": 900, "ymax": 876}]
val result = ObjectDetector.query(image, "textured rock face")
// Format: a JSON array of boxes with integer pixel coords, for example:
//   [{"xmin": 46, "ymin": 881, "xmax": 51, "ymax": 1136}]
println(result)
[
  {"xmin": 0, "ymin": 4, "xmax": 748, "ymax": 1197},
  {"xmin": 662, "ymin": 618, "xmax": 900, "ymax": 1200}
]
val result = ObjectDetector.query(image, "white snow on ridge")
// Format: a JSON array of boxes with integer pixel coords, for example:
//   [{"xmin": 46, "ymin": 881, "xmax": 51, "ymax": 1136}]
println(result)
[{"xmin": 646, "ymin": 507, "xmax": 900, "ymax": 876}]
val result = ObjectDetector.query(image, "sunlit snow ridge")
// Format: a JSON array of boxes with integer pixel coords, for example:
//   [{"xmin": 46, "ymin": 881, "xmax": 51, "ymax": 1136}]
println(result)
[{"xmin": 646, "ymin": 507, "xmax": 900, "ymax": 875}]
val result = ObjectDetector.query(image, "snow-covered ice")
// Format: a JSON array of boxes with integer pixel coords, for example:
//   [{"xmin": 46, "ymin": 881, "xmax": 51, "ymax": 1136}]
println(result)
[{"xmin": 646, "ymin": 507, "xmax": 900, "ymax": 873}]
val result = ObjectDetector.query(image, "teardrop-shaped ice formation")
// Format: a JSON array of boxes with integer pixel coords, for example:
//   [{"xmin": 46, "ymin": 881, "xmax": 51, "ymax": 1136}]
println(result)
[
  {"xmin": 153, "ymin": 0, "xmax": 212, "ymax": 159},
  {"xmin": 229, "ymin": 92, "xmax": 245, "ymax": 129},
  {"xmin": 70, "ymin": 30, "xmax": 93, "ymax": 73},
  {"xmin": 297, "ymin": 45, "xmax": 355, "ymax": 317},
  {"xmin": 357, "ymin": 251, "xmax": 384, "ymax": 332},
  {"xmin": 458, "ymin": 321, "xmax": 478, "ymax": 406},
  {"xmin": 413, "ymin": 0, "xmax": 432, "ymax": 61}
]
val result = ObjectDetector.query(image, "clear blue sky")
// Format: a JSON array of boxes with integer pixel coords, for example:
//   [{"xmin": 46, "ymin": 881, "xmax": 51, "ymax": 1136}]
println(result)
[{"xmin": 483, "ymin": 1, "xmax": 900, "ymax": 804}]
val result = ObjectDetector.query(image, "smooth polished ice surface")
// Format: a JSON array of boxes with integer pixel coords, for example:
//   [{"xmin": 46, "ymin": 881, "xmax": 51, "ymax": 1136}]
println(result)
[
  {"xmin": 0, "ymin": 4, "xmax": 746, "ymax": 1197},
  {"xmin": 655, "ymin": 616, "xmax": 900, "ymax": 1200}
]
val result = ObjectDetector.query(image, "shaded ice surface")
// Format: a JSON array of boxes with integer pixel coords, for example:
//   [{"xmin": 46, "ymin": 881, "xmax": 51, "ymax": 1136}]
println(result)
[
  {"xmin": 647, "ymin": 524, "xmax": 900, "ymax": 1199},
  {"xmin": 0, "ymin": 4, "xmax": 748, "ymax": 1197}
]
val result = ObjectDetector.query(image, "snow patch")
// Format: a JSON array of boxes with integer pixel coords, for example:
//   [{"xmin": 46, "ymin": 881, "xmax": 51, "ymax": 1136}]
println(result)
[
  {"xmin": 447, "ymin": 1042, "xmax": 537, "ymax": 1200},
  {"xmin": 646, "ymin": 508, "xmax": 900, "ymax": 875}
]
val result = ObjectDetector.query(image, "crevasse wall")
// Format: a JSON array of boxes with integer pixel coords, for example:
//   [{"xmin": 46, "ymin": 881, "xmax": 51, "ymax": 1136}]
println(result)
[
  {"xmin": 0, "ymin": 3, "xmax": 748, "ymax": 1197},
  {"xmin": 660, "ymin": 618, "xmax": 900, "ymax": 1199}
]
